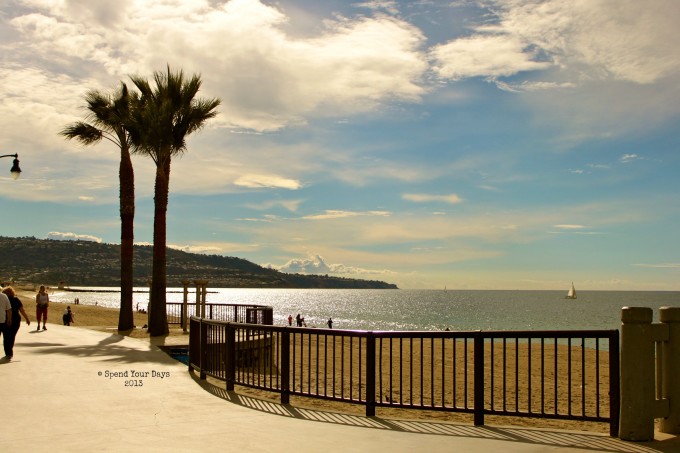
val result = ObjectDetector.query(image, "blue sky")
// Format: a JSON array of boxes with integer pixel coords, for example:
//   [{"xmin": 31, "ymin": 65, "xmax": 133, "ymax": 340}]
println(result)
[{"xmin": 1, "ymin": 0, "xmax": 679, "ymax": 290}]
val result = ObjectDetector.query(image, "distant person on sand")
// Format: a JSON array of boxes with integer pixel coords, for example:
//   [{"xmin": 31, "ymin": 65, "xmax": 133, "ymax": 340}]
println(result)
[
  {"xmin": 62, "ymin": 306, "xmax": 74, "ymax": 326},
  {"xmin": 2, "ymin": 286, "xmax": 30, "ymax": 360},
  {"xmin": 35, "ymin": 285, "xmax": 49, "ymax": 331},
  {"xmin": 327, "ymin": 318, "xmax": 333, "ymax": 329},
  {"xmin": 295, "ymin": 313, "xmax": 301, "ymax": 327},
  {"xmin": 288, "ymin": 314, "xmax": 293, "ymax": 326}
]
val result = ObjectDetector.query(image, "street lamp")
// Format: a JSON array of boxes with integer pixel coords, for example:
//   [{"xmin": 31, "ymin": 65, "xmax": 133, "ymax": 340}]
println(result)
[{"xmin": 0, "ymin": 154, "xmax": 22, "ymax": 180}]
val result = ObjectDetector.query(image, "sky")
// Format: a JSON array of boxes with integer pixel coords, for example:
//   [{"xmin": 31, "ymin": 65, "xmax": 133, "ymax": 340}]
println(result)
[{"xmin": 1, "ymin": 0, "xmax": 679, "ymax": 291}]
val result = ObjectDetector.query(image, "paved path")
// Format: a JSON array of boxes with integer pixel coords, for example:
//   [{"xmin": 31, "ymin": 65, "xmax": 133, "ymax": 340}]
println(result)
[{"xmin": 1, "ymin": 324, "xmax": 678, "ymax": 452}]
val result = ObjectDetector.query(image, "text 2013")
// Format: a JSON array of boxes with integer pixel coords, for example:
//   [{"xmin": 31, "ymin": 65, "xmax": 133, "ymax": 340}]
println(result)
[{"xmin": 125, "ymin": 379, "xmax": 144, "ymax": 387}]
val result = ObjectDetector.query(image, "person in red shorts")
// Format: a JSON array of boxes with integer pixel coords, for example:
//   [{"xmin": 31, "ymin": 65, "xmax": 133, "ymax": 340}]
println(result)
[{"xmin": 35, "ymin": 285, "xmax": 49, "ymax": 331}]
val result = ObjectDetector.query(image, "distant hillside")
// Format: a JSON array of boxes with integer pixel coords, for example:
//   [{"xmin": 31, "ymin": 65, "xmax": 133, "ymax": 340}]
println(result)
[{"xmin": 0, "ymin": 236, "xmax": 397, "ymax": 289}]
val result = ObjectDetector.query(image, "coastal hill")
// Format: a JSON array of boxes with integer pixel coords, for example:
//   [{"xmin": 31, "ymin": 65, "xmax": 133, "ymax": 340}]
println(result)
[{"xmin": 0, "ymin": 236, "xmax": 398, "ymax": 289}]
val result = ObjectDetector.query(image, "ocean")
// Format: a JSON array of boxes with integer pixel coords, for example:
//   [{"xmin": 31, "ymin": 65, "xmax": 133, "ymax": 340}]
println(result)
[{"xmin": 47, "ymin": 287, "xmax": 679, "ymax": 332}]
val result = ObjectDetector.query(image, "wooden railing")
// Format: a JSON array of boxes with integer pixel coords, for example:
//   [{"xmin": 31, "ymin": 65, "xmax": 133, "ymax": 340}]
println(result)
[{"xmin": 189, "ymin": 317, "xmax": 619, "ymax": 435}]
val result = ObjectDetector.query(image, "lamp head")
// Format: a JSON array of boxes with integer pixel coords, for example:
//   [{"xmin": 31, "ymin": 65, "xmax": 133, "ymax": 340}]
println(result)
[{"xmin": 10, "ymin": 157, "xmax": 21, "ymax": 180}]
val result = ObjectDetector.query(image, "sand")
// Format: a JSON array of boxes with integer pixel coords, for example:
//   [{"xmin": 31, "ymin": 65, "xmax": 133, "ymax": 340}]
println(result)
[{"xmin": 13, "ymin": 287, "xmax": 613, "ymax": 433}]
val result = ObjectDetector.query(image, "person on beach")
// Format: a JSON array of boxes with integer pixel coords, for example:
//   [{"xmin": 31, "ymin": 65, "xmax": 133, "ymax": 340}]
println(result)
[
  {"xmin": 295, "ymin": 313, "xmax": 301, "ymax": 327},
  {"xmin": 62, "ymin": 306, "xmax": 74, "ymax": 326},
  {"xmin": 2, "ymin": 286, "xmax": 30, "ymax": 360},
  {"xmin": 35, "ymin": 285, "xmax": 49, "ymax": 330},
  {"xmin": 327, "ymin": 318, "xmax": 333, "ymax": 329},
  {"xmin": 288, "ymin": 314, "xmax": 293, "ymax": 326},
  {"xmin": 0, "ymin": 290, "xmax": 11, "ymax": 358}
]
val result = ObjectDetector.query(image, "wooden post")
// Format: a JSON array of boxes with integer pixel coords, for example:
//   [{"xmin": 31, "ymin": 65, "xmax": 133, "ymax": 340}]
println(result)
[
  {"xmin": 619, "ymin": 307, "xmax": 655, "ymax": 440},
  {"xmin": 660, "ymin": 306, "xmax": 680, "ymax": 434}
]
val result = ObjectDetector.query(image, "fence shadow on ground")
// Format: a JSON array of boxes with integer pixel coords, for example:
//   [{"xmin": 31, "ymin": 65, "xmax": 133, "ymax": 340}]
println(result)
[{"xmin": 189, "ymin": 371, "xmax": 678, "ymax": 453}]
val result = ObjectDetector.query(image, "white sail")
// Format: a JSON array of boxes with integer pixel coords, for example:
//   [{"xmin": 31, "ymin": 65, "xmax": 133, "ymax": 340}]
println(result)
[{"xmin": 566, "ymin": 282, "xmax": 577, "ymax": 299}]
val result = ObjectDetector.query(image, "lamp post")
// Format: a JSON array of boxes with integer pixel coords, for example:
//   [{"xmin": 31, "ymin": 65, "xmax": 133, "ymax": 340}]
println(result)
[{"xmin": 0, "ymin": 154, "xmax": 22, "ymax": 180}]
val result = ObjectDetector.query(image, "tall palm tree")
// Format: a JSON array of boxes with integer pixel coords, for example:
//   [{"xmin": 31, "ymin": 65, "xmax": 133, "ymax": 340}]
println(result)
[
  {"xmin": 129, "ymin": 67, "xmax": 220, "ymax": 336},
  {"xmin": 60, "ymin": 83, "xmax": 136, "ymax": 331}
]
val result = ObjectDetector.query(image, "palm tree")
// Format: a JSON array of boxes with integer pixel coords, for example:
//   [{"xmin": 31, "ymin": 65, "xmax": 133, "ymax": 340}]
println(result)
[
  {"xmin": 60, "ymin": 83, "xmax": 136, "ymax": 332},
  {"xmin": 129, "ymin": 67, "xmax": 220, "ymax": 336}
]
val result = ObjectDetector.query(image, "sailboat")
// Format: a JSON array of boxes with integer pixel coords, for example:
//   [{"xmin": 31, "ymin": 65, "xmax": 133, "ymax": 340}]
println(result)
[{"xmin": 566, "ymin": 282, "xmax": 577, "ymax": 299}]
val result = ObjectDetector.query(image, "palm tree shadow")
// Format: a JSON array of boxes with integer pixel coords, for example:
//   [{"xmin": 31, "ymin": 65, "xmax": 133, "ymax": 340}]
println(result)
[
  {"xmin": 188, "ymin": 371, "xmax": 678, "ymax": 453},
  {"xmin": 20, "ymin": 333, "xmax": 178, "ymax": 365}
]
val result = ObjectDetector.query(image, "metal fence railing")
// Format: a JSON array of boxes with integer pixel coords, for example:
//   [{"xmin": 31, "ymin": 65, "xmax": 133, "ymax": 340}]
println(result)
[
  {"xmin": 167, "ymin": 302, "xmax": 272, "ymax": 326},
  {"xmin": 189, "ymin": 317, "xmax": 619, "ymax": 436}
]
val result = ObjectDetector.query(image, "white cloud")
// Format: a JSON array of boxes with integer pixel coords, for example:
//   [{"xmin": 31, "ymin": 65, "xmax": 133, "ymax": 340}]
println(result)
[
  {"xmin": 6, "ymin": 0, "xmax": 429, "ymax": 133},
  {"xmin": 402, "ymin": 193, "xmax": 463, "ymax": 204},
  {"xmin": 168, "ymin": 244, "xmax": 222, "ymax": 254},
  {"xmin": 271, "ymin": 254, "xmax": 388, "ymax": 275},
  {"xmin": 553, "ymin": 224, "xmax": 587, "ymax": 229},
  {"xmin": 633, "ymin": 263, "xmax": 680, "ymax": 269},
  {"xmin": 354, "ymin": 1, "xmax": 400, "ymax": 16},
  {"xmin": 431, "ymin": 34, "xmax": 551, "ymax": 80},
  {"xmin": 47, "ymin": 231, "xmax": 102, "ymax": 242},
  {"xmin": 620, "ymin": 154, "xmax": 641, "ymax": 164},
  {"xmin": 244, "ymin": 199, "xmax": 303, "ymax": 212},
  {"xmin": 302, "ymin": 210, "xmax": 391, "ymax": 220},
  {"xmin": 431, "ymin": 0, "xmax": 680, "ymax": 86},
  {"xmin": 234, "ymin": 174, "xmax": 302, "ymax": 190}
]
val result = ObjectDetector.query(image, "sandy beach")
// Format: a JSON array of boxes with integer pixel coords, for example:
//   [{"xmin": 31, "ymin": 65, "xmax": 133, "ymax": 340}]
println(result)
[{"xmin": 13, "ymin": 287, "xmax": 614, "ymax": 434}]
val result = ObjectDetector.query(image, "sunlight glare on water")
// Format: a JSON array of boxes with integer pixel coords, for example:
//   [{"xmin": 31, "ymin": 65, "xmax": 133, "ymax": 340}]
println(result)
[{"xmin": 48, "ymin": 287, "xmax": 680, "ymax": 332}]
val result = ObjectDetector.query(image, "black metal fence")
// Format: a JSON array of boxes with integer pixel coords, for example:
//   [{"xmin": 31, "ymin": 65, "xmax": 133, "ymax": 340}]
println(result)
[
  {"xmin": 167, "ymin": 302, "xmax": 273, "ymax": 325},
  {"xmin": 189, "ymin": 317, "xmax": 619, "ymax": 436}
]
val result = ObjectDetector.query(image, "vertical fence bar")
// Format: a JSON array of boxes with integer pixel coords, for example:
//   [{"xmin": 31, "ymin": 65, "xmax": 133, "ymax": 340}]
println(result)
[
  {"xmin": 452, "ymin": 337, "xmax": 457, "ymax": 408},
  {"xmin": 199, "ymin": 319, "xmax": 207, "ymax": 380},
  {"xmin": 528, "ymin": 337, "xmax": 532, "ymax": 413},
  {"xmin": 490, "ymin": 339, "xmax": 495, "ymax": 411},
  {"xmin": 474, "ymin": 334, "xmax": 484, "ymax": 426},
  {"xmin": 540, "ymin": 338, "xmax": 545, "ymax": 414},
  {"xmin": 281, "ymin": 329, "xmax": 290, "ymax": 405},
  {"xmin": 515, "ymin": 338, "xmax": 519, "ymax": 413},
  {"xmin": 581, "ymin": 337, "xmax": 586, "ymax": 417},
  {"xmin": 503, "ymin": 338, "xmax": 507, "ymax": 412},
  {"xmin": 410, "ymin": 338, "xmax": 414, "ymax": 406},
  {"xmin": 366, "ymin": 334, "xmax": 376, "ymax": 416},
  {"xmin": 568, "ymin": 338, "xmax": 572, "ymax": 416},
  {"xmin": 226, "ymin": 323, "xmax": 235, "ymax": 391},
  {"xmin": 464, "ymin": 338, "xmax": 468, "ymax": 409},
  {"xmin": 554, "ymin": 339, "xmax": 558, "ymax": 415},
  {"xmin": 609, "ymin": 331, "xmax": 620, "ymax": 438}
]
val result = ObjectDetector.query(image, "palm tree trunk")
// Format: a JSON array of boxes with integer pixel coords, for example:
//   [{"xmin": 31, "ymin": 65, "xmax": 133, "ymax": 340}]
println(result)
[
  {"xmin": 147, "ymin": 155, "xmax": 171, "ymax": 336},
  {"xmin": 118, "ymin": 146, "xmax": 135, "ymax": 331}
]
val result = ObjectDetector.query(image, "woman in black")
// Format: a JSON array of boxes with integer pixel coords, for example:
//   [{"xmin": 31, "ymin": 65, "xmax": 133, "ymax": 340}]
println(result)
[{"xmin": 2, "ymin": 286, "xmax": 30, "ymax": 360}]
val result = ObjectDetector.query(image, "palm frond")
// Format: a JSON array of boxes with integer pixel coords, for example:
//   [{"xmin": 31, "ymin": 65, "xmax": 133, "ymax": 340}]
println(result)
[{"xmin": 59, "ymin": 122, "xmax": 103, "ymax": 144}]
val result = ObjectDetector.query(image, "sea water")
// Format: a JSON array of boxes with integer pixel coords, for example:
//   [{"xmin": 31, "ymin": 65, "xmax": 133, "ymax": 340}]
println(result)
[{"xmin": 48, "ymin": 287, "xmax": 679, "ymax": 332}]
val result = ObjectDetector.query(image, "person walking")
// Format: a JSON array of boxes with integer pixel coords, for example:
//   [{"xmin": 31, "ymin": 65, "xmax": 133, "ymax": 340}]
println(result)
[
  {"xmin": 287, "ymin": 314, "xmax": 293, "ymax": 326},
  {"xmin": 2, "ymin": 286, "xmax": 30, "ymax": 360},
  {"xmin": 327, "ymin": 318, "xmax": 333, "ymax": 329},
  {"xmin": 0, "ymin": 290, "xmax": 11, "ymax": 359},
  {"xmin": 35, "ymin": 285, "xmax": 49, "ymax": 330}
]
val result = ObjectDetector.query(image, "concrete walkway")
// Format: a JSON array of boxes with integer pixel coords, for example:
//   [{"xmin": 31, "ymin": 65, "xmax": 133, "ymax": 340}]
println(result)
[{"xmin": 1, "ymin": 324, "xmax": 678, "ymax": 453}]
